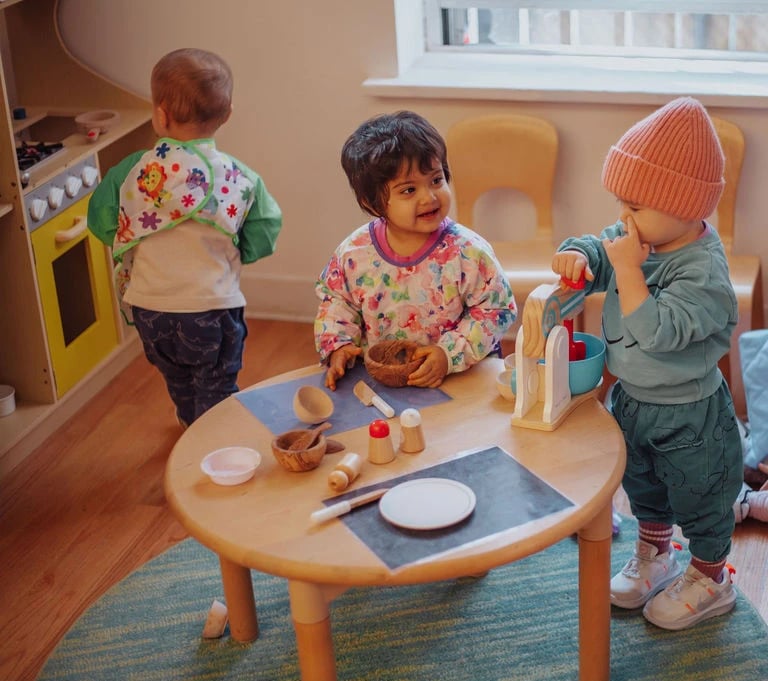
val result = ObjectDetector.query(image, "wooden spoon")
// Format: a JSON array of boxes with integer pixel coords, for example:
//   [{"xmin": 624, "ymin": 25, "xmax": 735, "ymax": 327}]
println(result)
[{"xmin": 288, "ymin": 422, "xmax": 332, "ymax": 451}]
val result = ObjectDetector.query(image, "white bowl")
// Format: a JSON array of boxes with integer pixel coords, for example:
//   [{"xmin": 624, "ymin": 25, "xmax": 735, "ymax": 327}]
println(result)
[
  {"xmin": 495, "ymin": 369, "xmax": 516, "ymax": 401},
  {"xmin": 0, "ymin": 384, "xmax": 15, "ymax": 417},
  {"xmin": 201, "ymin": 447, "xmax": 261, "ymax": 486}
]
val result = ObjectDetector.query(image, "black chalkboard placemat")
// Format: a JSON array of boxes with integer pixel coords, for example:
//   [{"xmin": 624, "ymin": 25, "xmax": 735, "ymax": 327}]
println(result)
[{"xmin": 324, "ymin": 445, "xmax": 574, "ymax": 570}]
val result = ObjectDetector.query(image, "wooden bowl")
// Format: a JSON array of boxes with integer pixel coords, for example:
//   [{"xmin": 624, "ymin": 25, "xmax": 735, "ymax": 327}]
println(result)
[
  {"xmin": 364, "ymin": 340, "xmax": 422, "ymax": 387},
  {"xmin": 293, "ymin": 385, "xmax": 334, "ymax": 424},
  {"xmin": 271, "ymin": 430, "xmax": 327, "ymax": 472},
  {"xmin": 74, "ymin": 109, "xmax": 121, "ymax": 134}
]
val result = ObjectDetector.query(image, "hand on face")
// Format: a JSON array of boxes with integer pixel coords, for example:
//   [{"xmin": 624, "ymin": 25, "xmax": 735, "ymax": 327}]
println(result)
[
  {"xmin": 602, "ymin": 215, "xmax": 650, "ymax": 272},
  {"xmin": 406, "ymin": 345, "xmax": 447, "ymax": 388}
]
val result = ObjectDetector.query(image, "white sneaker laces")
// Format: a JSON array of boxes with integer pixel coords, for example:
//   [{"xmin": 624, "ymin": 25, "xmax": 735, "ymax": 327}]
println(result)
[{"xmin": 622, "ymin": 556, "xmax": 643, "ymax": 578}]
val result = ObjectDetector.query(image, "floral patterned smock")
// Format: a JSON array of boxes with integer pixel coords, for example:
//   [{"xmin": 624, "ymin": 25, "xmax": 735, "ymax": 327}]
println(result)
[{"xmin": 314, "ymin": 217, "xmax": 517, "ymax": 374}]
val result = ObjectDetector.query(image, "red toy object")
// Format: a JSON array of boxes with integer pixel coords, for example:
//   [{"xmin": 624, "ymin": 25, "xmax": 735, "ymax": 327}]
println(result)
[
  {"xmin": 560, "ymin": 275, "xmax": 586, "ymax": 290},
  {"xmin": 561, "ymin": 275, "xmax": 587, "ymax": 361},
  {"xmin": 369, "ymin": 419, "xmax": 390, "ymax": 438},
  {"xmin": 368, "ymin": 419, "xmax": 395, "ymax": 464},
  {"xmin": 563, "ymin": 318, "xmax": 586, "ymax": 361}
]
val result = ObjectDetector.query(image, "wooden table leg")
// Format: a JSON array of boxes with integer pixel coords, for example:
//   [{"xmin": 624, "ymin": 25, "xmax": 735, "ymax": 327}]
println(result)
[
  {"xmin": 577, "ymin": 502, "xmax": 613, "ymax": 681},
  {"xmin": 218, "ymin": 555, "xmax": 259, "ymax": 642},
  {"xmin": 289, "ymin": 580, "xmax": 347, "ymax": 681}
]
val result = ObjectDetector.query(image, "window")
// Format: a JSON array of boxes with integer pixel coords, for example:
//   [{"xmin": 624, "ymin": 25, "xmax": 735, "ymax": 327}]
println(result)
[
  {"xmin": 362, "ymin": 1, "xmax": 768, "ymax": 106},
  {"xmin": 427, "ymin": 1, "xmax": 768, "ymax": 61}
]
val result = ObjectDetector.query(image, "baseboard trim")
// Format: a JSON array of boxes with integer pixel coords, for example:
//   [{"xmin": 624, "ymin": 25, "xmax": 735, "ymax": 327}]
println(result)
[{"xmin": 241, "ymin": 270, "xmax": 317, "ymax": 322}]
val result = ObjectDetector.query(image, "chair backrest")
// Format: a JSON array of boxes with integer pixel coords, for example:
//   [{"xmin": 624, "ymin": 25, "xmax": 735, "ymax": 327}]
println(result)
[
  {"xmin": 446, "ymin": 114, "xmax": 558, "ymax": 240},
  {"xmin": 711, "ymin": 115, "xmax": 745, "ymax": 254}
]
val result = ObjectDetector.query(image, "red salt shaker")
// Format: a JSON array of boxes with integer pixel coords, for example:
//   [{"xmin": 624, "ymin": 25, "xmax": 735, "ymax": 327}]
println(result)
[{"xmin": 368, "ymin": 419, "xmax": 396, "ymax": 464}]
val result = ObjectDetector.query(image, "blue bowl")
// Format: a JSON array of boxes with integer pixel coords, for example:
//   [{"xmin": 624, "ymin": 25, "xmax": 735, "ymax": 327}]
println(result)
[
  {"xmin": 500, "ymin": 332, "xmax": 605, "ymax": 397},
  {"xmin": 568, "ymin": 332, "xmax": 605, "ymax": 394}
]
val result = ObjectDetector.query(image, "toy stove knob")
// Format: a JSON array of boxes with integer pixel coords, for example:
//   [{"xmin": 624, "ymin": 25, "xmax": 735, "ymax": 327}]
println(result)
[
  {"xmin": 64, "ymin": 175, "xmax": 82, "ymax": 197},
  {"xmin": 81, "ymin": 165, "xmax": 99, "ymax": 187},
  {"xmin": 29, "ymin": 197, "xmax": 48, "ymax": 222},
  {"xmin": 47, "ymin": 186, "xmax": 64, "ymax": 209}
]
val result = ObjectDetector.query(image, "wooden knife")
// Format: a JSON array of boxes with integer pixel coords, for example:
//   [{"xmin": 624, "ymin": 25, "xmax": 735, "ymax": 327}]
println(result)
[
  {"xmin": 353, "ymin": 380, "xmax": 395, "ymax": 418},
  {"xmin": 309, "ymin": 488, "xmax": 389, "ymax": 525}
]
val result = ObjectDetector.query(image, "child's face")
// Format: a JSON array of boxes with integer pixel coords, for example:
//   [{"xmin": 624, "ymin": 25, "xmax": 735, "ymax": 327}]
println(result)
[
  {"xmin": 616, "ymin": 200, "xmax": 704, "ymax": 253},
  {"xmin": 383, "ymin": 159, "xmax": 451, "ymax": 237}
]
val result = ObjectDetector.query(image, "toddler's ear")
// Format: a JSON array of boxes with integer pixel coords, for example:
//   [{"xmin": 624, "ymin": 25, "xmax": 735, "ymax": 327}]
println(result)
[{"xmin": 154, "ymin": 105, "xmax": 170, "ymax": 130}]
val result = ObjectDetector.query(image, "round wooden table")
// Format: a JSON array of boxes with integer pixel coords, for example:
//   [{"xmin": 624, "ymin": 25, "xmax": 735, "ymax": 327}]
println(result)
[{"xmin": 165, "ymin": 357, "xmax": 625, "ymax": 681}]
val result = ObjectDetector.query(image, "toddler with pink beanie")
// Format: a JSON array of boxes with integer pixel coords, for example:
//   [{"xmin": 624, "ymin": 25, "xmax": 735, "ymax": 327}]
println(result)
[{"xmin": 552, "ymin": 97, "xmax": 742, "ymax": 631}]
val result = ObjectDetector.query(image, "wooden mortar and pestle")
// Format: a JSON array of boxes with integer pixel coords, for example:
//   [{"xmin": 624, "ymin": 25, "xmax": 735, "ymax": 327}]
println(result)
[{"xmin": 288, "ymin": 421, "xmax": 332, "ymax": 451}]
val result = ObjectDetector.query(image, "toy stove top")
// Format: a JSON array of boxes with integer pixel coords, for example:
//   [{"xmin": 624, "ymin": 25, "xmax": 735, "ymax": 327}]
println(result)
[
  {"xmin": 16, "ymin": 141, "xmax": 67, "ymax": 189},
  {"xmin": 16, "ymin": 140, "xmax": 65, "ymax": 170}
]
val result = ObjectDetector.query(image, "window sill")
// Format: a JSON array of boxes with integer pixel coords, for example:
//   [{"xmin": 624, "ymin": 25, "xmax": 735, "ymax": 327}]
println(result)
[{"xmin": 363, "ymin": 52, "xmax": 768, "ymax": 109}]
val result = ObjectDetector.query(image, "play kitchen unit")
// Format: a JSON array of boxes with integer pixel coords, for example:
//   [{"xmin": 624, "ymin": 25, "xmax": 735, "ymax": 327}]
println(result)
[{"xmin": 0, "ymin": 0, "xmax": 155, "ymax": 473}]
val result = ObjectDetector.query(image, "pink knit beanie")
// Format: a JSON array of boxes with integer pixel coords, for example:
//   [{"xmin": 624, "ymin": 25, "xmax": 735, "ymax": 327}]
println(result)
[{"xmin": 602, "ymin": 97, "xmax": 725, "ymax": 220}]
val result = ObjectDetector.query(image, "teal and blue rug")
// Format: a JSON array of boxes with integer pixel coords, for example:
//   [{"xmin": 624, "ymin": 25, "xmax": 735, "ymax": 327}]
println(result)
[{"xmin": 38, "ymin": 519, "xmax": 768, "ymax": 681}]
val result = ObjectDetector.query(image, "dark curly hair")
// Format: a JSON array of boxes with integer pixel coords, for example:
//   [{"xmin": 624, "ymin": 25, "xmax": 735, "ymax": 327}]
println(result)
[{"xmin": 341, "ymin": 111, "xmax": 451, "ymax": 217}]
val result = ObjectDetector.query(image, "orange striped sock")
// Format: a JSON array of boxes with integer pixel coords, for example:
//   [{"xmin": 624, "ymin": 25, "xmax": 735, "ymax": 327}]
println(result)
[
  {"xmin": 690, "ymin": 556, "xmax": 727, "ymax": 582},
  {"xmin": 638, "ymin": 521, "xmax": 673, "ymax": 555}
]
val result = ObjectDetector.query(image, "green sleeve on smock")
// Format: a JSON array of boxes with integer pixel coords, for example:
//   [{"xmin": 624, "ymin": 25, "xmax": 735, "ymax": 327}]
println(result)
[
  {"xmin": 233, "ymin": 160, "xmax": 283, "ymax": 264},
  {"xmin": 87, "ymin": 150, "xmax": 146, "ymax": 247}
]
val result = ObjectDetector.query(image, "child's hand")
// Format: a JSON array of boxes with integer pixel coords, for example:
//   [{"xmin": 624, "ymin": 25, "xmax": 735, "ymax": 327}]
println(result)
[
  {"xmin": 551, "ymin": 250, "xmax": 593, "ymax": 283},
  {"xmin": 406, "ymin": 345, "xmax": 447, "ymax": 388},
  {"xmin": 325, "ymin": 345, "xmax": 363, "ymax": 390},
  {"xmin": 603, "ymin": 216, "xmax": 651, "ymax": 315},
  {"xmin": 602, "ymin": 215, "xmax": 649, "ymax": 272}
]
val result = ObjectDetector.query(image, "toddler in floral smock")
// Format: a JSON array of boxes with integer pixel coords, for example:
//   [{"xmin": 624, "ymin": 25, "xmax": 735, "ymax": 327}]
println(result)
[{"xmin": 315, "ymin": 111, "xmax": 516, "ymax": 390}]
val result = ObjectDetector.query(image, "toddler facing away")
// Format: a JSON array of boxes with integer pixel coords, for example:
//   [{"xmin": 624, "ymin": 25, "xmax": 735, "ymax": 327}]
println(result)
[
  {"xmin": 89, "ymin": 48, "xmax": 282, "ymax": 428},
  {"xmin": 551, "ymin": 97, "xmax": 743, "ymax": 631},
  {"xmin": 314, "ymin": 111, "xmax": 516, "ymax": 390}
]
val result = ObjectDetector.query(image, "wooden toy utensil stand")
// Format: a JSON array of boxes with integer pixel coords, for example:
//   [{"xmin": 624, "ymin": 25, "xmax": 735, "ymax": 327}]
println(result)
[{"xmin": 512, "ymin": 281, "xmax": 592, "ymax": 431}]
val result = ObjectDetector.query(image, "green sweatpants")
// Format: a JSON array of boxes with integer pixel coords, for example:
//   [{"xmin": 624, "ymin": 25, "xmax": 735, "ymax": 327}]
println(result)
[{"xmin": 611, "ymin": 380, "xmax": 743, "ymax": 563}]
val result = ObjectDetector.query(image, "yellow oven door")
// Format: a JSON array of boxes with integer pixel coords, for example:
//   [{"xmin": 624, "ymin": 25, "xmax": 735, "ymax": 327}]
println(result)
[{"xmin": 31, "ymin": 195, "xmax": 119, "ymax": 397}]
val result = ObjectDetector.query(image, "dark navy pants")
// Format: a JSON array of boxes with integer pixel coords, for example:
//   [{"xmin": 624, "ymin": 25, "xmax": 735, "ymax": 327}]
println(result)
[{"xmin": 132, "ymin": 306, "xmax": 248, "ymax": 426}]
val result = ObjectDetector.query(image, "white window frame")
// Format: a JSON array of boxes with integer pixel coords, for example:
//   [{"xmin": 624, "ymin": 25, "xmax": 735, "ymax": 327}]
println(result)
[{"xmin": 362, "ymin": 1, "xmax": 768, "ymax": 109}]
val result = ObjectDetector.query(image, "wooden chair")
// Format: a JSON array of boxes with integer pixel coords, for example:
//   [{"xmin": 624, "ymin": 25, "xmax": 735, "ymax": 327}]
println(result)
[
  {"xmin": 446, "ymin": 114, "xmax": 561, "ymax": 338},
  {"xmin": 710, "ymin": 116, "xmax": 763, "ymax": 418},
  {"xmin": 583, "ymin": 115, "xmax": 763, "ymax": 418}
]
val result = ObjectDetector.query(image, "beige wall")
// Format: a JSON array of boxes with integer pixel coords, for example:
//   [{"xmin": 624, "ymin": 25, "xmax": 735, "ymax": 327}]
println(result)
[{"xmin": 58, "ymin": 0, "xmax": 768, "ymax": 322}]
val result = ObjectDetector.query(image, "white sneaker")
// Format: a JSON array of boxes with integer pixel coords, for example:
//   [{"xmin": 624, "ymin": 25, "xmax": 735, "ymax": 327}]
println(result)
[
  {"xmin": 643, "ymin": 564, "xmax": 736, "ymax": 630},
  {"xmin": 610, "ymin": 539, "xmax": 682, "ymax": 609},
  {"xmin": 734, "ymin": 482, "xmax": 751, "ymax": 523}
]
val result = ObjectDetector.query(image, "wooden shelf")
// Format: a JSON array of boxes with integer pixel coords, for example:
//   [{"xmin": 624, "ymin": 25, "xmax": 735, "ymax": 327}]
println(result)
[
  {"xmin": 11, "ymin": 107, "xmax": 48, "ymax": 135},
  {"xmin": 0, "ymin": 203, "xmax": 12, "ymax": 218},
  {"xmin": 19, "ymin": 106, "xmax": 152, "ymax": 193}
]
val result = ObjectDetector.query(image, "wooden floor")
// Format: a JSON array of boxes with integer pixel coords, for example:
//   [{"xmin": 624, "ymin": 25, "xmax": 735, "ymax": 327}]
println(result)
[{"xmin": 0, "ymin": 320, "xmax": 765, "ymax": 681}]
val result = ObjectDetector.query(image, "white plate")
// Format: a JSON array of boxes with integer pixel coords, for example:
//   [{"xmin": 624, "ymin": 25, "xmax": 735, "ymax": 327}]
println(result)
[{"xmin": 379, "ymin": 478, "xmax": 476, "ymax": 530}]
